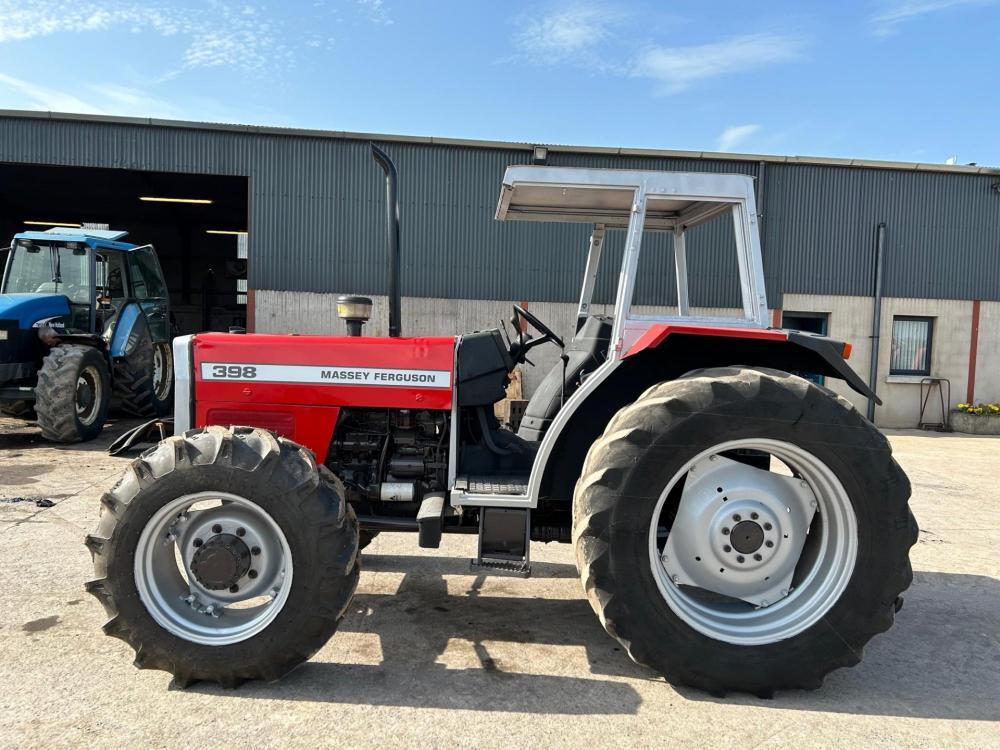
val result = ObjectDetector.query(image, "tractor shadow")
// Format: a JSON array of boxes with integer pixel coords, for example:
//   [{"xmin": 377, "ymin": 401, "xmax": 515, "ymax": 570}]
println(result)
[
  {"xmin": 0, "ymin": 415, "xmax": 143, "ymax": 453},
  {"xmin": 678, "ymin": 570, "xmax": 1000, "ymax": 721},
  {"xmin": 219, "ymin": 552, "xmax": 649, "ymax": 715},
  {"xmin": 215, "ymin": 560, "xmax": 999, "ymax": 720}
]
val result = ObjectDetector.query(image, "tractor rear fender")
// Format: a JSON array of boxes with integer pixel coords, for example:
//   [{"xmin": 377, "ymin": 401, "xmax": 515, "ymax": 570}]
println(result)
[{"xmin": 536, "ymin": 328, "xmax": 877, "ymax": 510}]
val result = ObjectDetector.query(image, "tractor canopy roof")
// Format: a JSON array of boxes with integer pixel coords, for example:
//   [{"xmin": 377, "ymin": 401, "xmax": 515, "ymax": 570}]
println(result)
[
  {"xmin": 495, "ymin": 166, "xmax": 755, "ymax": 231},
  {"xmin": 12, "ymin": 227, "xmax": 137, "ymax": 252}
]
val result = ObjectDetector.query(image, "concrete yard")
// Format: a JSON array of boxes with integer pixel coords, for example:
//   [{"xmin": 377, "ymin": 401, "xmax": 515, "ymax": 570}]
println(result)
[{"xmin": 0, "ymin": 417, "xmax": 997, "ymax": 749}]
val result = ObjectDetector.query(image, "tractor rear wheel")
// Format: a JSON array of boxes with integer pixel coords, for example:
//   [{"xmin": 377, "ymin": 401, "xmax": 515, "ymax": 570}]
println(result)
[
  {"xmin": 85, "ymin": 426, "xmax": 360, "ymax": 687},
  {"xmin": 573, "ymin": 366, "xmax": 917, "ymax": 696},
  {"xmin": 114, "ymin": 333, "xmax": 173, "ymax": 418},
  {"xmin": 35, "ymin": 344, "xmax": 111, "ymax": 442}
]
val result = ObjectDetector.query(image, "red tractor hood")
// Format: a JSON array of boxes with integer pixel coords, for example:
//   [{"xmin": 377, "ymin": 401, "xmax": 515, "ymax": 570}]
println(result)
[{"xmin": 191, "ymin": 332, "xmax": 456, "ymax": 458}]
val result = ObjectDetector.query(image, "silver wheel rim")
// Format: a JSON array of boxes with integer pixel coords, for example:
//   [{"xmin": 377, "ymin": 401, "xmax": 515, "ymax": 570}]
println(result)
[
  {"xmin": 152, "ymin": 344, "xmax": 172, "ymax": 401},
  {"xmin": 75, "ymin": 366, "xmax": 102, "ymax": 425},
  {"xmin": 134, "ymin": 492, "xmax": 293, "ymax": 645},
  {"xmin": 649, "ymin": 439, "xmax": 857, "ymax": 645}
]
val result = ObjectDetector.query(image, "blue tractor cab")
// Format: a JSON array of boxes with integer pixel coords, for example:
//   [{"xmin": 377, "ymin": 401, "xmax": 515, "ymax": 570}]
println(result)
[{"xmin": 0, "ymin": 228, "xmax": 173, "ymax": 442}]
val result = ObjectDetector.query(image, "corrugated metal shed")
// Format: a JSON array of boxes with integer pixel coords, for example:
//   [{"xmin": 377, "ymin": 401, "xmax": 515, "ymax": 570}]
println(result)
[{"xmin": 2, "ymin": 110, "xmax": 999, "ymax": 305}]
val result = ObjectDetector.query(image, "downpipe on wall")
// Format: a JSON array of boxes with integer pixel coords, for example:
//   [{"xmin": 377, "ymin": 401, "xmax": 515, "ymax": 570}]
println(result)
[{"xmin": 867, "ymin": 222, "xmax": 886, "ymax": 422}]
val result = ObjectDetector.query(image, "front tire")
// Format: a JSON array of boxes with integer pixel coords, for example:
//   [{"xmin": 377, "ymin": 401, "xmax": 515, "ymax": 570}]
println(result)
[
  {"xmin": 86, "ymin": 426, "xmax": 360, "ymax": 687},
  {"xmin": 35, "ymin": 345, "xmax": 111, "ymax": 442},
  {"xmin": 573, "ymin": 367, "xmax": 917, "ymax": 696}
]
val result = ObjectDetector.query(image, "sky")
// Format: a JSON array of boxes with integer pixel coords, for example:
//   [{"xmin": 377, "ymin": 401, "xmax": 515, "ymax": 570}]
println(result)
[{"xmin": 0, "ymin": 0, "xmax": 998, "ymax": 165}]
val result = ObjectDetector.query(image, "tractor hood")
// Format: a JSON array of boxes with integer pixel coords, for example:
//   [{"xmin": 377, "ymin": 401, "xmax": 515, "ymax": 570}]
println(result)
[{"xmin": 0, "ymin": 293, "xmax": 71, "ymax": 328}]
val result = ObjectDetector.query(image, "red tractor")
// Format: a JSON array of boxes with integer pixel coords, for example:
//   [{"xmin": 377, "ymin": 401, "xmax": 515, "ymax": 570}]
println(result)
[{"xmin": 86, "ymin": 146, "xmax": 916, "ymax": 696}]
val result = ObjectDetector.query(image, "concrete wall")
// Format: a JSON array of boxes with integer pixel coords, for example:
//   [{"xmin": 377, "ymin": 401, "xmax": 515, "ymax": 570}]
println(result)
[
  {"xmin": 255, "ymin": 289, "xmax": 991, "ymax": 429},
  {"xmin": 782, "ymin": 294, "xmax": 980, "ymax": 428},
  {"xmin": 974, "ymin": 302, "xmax": 1000, "ymax": 403}
]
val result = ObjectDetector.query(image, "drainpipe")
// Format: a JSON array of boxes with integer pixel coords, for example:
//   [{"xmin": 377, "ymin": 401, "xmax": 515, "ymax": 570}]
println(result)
[{"xmin": 867, "ymin": 223, "xmax": 886, "ymax": 422}]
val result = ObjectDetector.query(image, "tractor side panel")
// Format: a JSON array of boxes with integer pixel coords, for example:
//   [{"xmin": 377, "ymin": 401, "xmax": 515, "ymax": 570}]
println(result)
[{"xmin": 191, "ymin": 332, "xmax": 455, "ymax": 460}]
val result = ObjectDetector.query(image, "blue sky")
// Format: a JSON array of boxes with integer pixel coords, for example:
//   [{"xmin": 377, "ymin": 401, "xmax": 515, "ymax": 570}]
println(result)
[{"xmin": 0, "ymin": 1, "xmax": 997, "ymax": 164}]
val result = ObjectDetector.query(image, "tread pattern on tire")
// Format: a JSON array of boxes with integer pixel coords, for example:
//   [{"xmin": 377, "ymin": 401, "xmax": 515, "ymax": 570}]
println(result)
[
  {"xmin": 85, "ymin": 425, "xmax": 360, "ymax": 687},
  {"xmin": 572, "ymin": 366, "xmax": 918, "ymax": 696},
  {"xmin": 113, "ymin": 332, "xmax": 156, "ymax": 417},
  {"xmin": 35, "ymin": 344, "xmax": 110, "ymax": 443}
]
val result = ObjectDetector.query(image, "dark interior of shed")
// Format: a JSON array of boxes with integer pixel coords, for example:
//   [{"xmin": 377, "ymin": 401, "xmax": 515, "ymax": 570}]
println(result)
[{"xmin": 0, "ymin": 162, "xmax": 250, "ymax": 335}]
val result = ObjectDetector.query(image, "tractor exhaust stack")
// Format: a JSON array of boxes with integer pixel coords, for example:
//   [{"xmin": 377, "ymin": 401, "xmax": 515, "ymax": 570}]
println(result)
[{"xmin": 371, "ymin": 143, "xmax": 402, "ymax": 337}]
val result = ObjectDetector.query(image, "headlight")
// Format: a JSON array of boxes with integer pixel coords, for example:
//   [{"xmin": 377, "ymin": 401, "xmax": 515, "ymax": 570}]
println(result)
[{"xmin": 0, "ymin": 330, "xmax": 8, "ymax": 340}]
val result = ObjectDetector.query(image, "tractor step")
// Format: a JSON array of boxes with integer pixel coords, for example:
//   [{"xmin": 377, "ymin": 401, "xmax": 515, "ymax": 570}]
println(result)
[
  {"xmin": 455, "ymin": 474, "xmax": 529, "ymax": 495},
  {"xmin": 416, "ymin": 492, "xmax": 447, "ymax": 549},
  {"xmin": 472, "ymin": 507, "xmax": 530, "ymax": 576}
]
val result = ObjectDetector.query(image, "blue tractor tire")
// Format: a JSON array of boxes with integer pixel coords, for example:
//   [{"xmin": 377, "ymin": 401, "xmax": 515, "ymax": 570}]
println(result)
[{"xmin": 35, "ymin": 344, "xmax": 111, "ymax": 442}]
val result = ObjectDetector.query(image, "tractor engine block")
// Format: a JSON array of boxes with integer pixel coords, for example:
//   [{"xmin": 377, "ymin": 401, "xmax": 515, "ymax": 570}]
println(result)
[{"xmin": 326, "ymin": 408, "xmax": 448, "ymax": 515}]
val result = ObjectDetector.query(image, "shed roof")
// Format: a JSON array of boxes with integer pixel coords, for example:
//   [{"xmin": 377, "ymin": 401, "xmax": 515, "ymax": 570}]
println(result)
[{"xmin": 2, "ymin": 108, "xmax": 997, "ymax": 177}]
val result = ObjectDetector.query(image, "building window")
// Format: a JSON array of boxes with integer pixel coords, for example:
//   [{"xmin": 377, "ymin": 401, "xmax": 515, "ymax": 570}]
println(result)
[{"xmin": 890, "ymin": 316, "xmax": 933, "ymax": 376}]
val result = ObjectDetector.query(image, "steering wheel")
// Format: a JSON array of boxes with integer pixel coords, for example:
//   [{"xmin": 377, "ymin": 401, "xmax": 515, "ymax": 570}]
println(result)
[{"xmin": 511, "ymin": 304, "xmax": 564, "ymax": 363}]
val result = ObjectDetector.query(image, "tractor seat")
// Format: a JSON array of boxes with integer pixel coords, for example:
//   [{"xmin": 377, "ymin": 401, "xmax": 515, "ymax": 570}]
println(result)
[{"xmin": 517, "ymin": 315, "xmax": 613, "ymax": 443}]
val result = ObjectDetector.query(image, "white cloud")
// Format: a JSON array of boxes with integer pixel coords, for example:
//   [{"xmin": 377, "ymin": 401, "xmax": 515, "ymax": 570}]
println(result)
[
  {"xmin": 357, "ymin": 0, "xmax": 392, "ymax": 25},
  {"xmin": 632, "ymin": 33, "xmax": 806, "ymax": 94},
  {"xmin": 0, "ymin": 72, "xmax": 104, "ymax": 114},
  {"xmin": 511, "ymin": 8, "xmax": 805, "ymax": 93},
  {"xmin": 514, "ymin": 5, "xmax": 616, "ymax": 63},
  {"xmin": 0, "ymin": 73, "xmax": 180, "ymax": 118},
  {"xmin": 870, "ymin": 0, "xmax": 995, "ymax": 35},
  {"xmin": 717, "ymin": 124, "xmax": 761, "ymax": 152},
  {"xmin": 0, "ymin": 1, "xmax": 387, "ymax": 74},
  {"xmin": 87, "ymin": 83, "xmax": 179, "ymax": 118}
]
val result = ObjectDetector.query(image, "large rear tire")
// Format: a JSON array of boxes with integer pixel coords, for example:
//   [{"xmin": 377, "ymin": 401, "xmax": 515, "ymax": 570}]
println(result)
[
  {"xmin": 85, "ymin": 426, "xmax": 360, "ymax": 687},
  {"xmin": 114, "ymin": 332, "xmax": 173, "ymax": 418},
  {"xmin": 35, "ymin": 345, "xmax": 111, "ymax": 442},
  {"xmin": 573, "ymin": 367, "xmax": 917, "ymax": 696}
]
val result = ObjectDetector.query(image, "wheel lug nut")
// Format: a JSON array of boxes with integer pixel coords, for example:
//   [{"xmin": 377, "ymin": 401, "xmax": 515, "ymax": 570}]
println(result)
[
  {"xmin": 248, "ymin": 569, "xmax": 258, "ymax": 579},
  {"xmin": 733, "ymin": 514, "xmax": 741, "ymax": 522},
  {"xmin": 765, "ymin": 540, "xmax": 774, "ymax": 548},
  {"xmin": 750, "ymin": 512, "xmax": 759, "ymax": 520},
  {"xmin": 721, "ymin": 527, "xmax": 730, "ymax": 535},
  {"xmin": 236, "ymin": 527, "xmax": 246, "ymax": 537},
  {"xmin": 193, "ymin": 538, "xmax": 203, "ymax": 547},
  {"xmin": 763, "ymin": 522, "xmax": 772, "ymax": 531},
  {"xmin": 723, "ymin": 545, "xmax": 732, "ymax": 553},
  {"xmin": 736, "ymin": 555, "xmax": 745, "ymax": 563},
  {"xmin": 754, "ymin": 553, "xmax": 762, "ymax": 561},
  {"xmin": 212, "ymin": 524, "xmax": 222, "ymax": 534},
  {"xmin": 251, "ymin": 546, "xmax": 261, "ymax": 556},
  {"xmin": 229, "ymin": 584, "xmax": 239, "ymax": 593}
]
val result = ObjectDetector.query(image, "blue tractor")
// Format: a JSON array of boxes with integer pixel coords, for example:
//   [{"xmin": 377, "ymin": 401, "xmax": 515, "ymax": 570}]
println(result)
[{"xmin": 0, "ymin": 228, "xmax": 174, "ymax": 442}]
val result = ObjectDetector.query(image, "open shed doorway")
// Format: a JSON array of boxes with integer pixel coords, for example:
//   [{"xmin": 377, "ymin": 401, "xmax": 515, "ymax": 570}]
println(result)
[{"xmin": 0, "ymin": 162, "xmax": 249, "ymax": 335}]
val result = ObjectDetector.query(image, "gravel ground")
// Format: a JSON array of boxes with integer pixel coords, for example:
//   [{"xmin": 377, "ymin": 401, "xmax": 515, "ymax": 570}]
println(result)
[{"xmin": 0, "ymin": 416, "xmax": 997, "ymax": 749}]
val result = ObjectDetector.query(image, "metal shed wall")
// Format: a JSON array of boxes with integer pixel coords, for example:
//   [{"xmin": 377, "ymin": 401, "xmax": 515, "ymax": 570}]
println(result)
[{"xmin": 2, "ymin": 113, "xmax": 998, "ymax": 305}]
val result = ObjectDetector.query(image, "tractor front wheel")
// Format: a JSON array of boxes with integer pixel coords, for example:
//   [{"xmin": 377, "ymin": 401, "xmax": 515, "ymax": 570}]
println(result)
[
  {"xmin": 35, "ymin": 344, "xmax": 111, "ymax": 442},
  {"xmin": 86, "ymin": 426, "xmax": 360, "ymax": 687},
  {"xmin": 573, "ymin": 366, "xmax": 917, "ymax": 696}
]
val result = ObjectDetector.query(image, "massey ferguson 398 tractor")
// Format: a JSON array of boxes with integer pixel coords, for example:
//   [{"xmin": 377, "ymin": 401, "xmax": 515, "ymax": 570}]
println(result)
[
  {"xmin": 86, "ymin": 146, "xmax": 917, "ymax": 696},
  {"xmin": 1, "ymin": 229, "xmax": 173, "ymax": 441}
]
